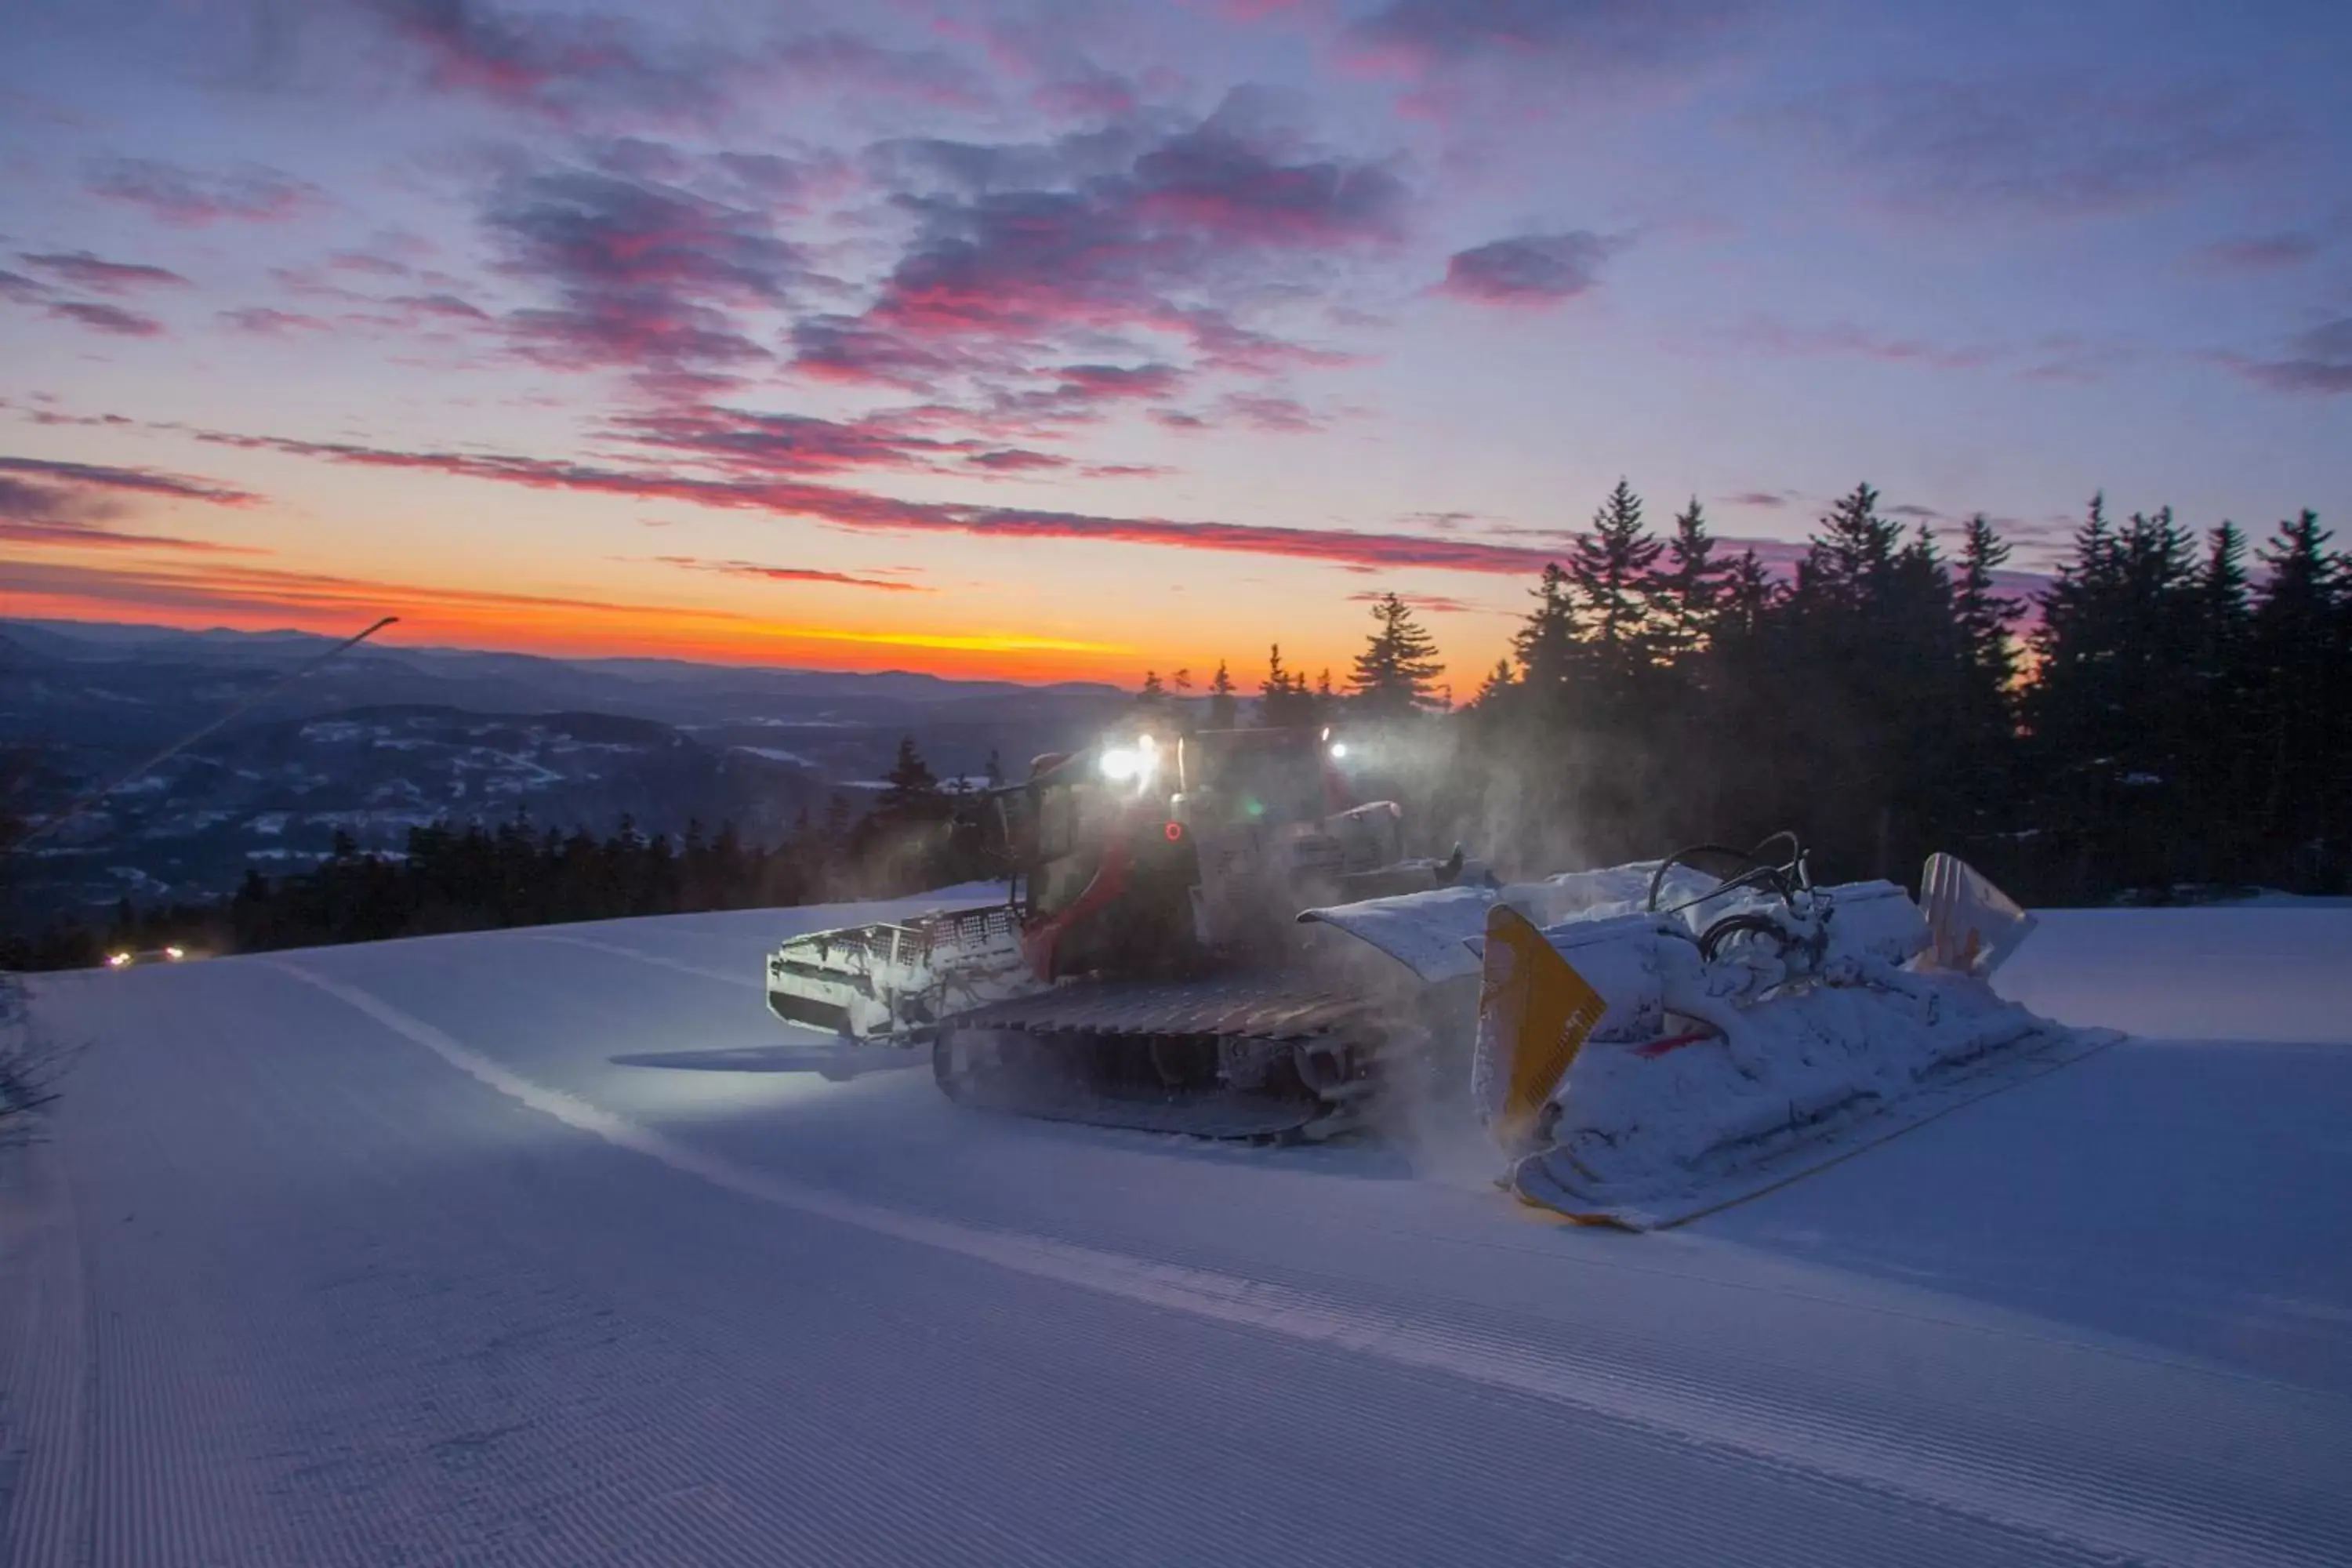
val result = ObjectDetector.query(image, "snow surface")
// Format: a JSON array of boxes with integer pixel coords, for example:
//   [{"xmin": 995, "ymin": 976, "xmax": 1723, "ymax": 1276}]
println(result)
[{"xmin": 4, "ymin": 899, "xmax": 2350, "ymax": 1566}]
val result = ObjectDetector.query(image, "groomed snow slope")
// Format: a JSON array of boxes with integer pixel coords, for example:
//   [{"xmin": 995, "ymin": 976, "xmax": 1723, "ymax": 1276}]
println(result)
[{"xmin": 5, "ymin": 898, "xmax": 2350, "ymax": 1567}]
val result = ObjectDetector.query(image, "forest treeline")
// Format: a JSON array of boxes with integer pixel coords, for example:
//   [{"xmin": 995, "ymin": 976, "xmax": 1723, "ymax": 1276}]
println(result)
[
  {"xmin": 6, "ymin": 481, "xmax": 2346, "ymax": 968},
  {"xmin": 1406, "ymin": 483, "xmax": 2347, "ymax": 904},
  {"xmin": 0, "ymin": 741, "xmax": 997, "ymax": 968}
]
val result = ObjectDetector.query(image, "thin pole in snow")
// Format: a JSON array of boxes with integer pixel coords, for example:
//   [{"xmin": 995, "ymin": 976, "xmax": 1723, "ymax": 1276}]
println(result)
[{"xmin": 5, "ymin": 615, "xmax": 399, "ymax": 856}]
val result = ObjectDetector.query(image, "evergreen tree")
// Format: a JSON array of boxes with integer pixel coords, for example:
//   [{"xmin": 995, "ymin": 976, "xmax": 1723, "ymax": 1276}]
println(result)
[
  {"xmin": 2027, "ymin": 499, "xmax": 2204, "ymax": 895},
  {"xmin": 1797, "ymin": 482, "xmax": 1904, "ymax": 606},
  {"xmin": 1207, "ymin": 660, "xmax": 1239, "ymax": 729},
  {"xmin": 1570, "ymin": 479, "xmax": 1665, "ymax": 667},
  {"xmin": 1347, "ymin": 594, "xmax": 1443, "ymax": 717},
  {"xmin": 1258, "ymin": 643, "xmax": 1314, "ymax": 728},
  {"xmin": 2182, "ymin": 521, "xmax": 2256, "ymax": 877},
  {"xmin": 1650, "ymin": 498, "xmax": 1733, "ymax": 659},
  {"xmin": 879, "ymin": 736, "xmax": 943, "ymax": 818},
  {"xmin": 1715, "ymin": 550, "xmax": 1777, "ymax": 639},
  {"xmin": 1948, "ymin": 516, "xmax": 2025, "ymax": 829},
  {"xmin": 2198, "ymin": 521, "xmax": 2252, "ymax": 659},
  {"xmin": 1137, "ymin": 670, "xmax": 1167, "ymax": 710},
  {"xmin": 1511, "ymin": 561, "xmax": 1580, "ymax": 702},
  {"xmin": 1953, "ymin": 514, "xmax": 2025, "ymax": 695},
  {"xmin": 2248, "ymin": 510, "xmax": 2348, "ymax": 884}
]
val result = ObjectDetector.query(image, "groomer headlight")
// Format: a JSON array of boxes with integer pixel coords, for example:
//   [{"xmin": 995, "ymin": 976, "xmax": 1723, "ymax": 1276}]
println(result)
[
  {"xmin": 1098, "ymin": 736, "xmax": 1158, "ymax": 786},
  {"xmin": 1327, "ymin": 742, "xmax": 1349, "ymax": 760}
]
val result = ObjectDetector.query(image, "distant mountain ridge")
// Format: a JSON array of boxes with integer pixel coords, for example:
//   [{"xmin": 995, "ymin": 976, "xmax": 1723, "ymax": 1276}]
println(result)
[
  {"xmin": 0, "ymin": 618, "xmax": 1125, "ymax": 702},
  {"xmin": 1, "ymin": 618, "xmax": 1134, "ymax": 921}
]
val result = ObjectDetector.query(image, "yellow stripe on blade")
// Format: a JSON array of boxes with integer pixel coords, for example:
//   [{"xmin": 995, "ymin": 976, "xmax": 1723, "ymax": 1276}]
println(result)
[{"xmin": 1479, "ymin": 904, "xmax": 1608, "ymax": 1152}]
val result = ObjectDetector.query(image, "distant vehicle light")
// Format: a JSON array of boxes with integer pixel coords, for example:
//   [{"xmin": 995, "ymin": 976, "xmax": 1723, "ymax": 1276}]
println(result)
[
  {"xmin": 107, "ymin": 951, "xmax": 132, "ymax": 967},
  {"xmin": 165, "ymin": 945, "xmax": 186, "ymax": 960}
]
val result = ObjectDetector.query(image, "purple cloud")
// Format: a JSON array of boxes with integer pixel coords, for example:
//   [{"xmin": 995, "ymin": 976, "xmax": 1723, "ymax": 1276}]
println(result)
[
  {"xmin": 1053, "ymin": 361, "xmax": 1185, "ymax": 402},
  {"xmin": 19, "ymin": 251, "xmax": 191, "ymax": 295},
  {"xmin": 370, "ymin": 0, "xmax": 713, "ymax": 122},
  {"xmin": 1355, "ymin": 0, "xmax": 1746, "ymax": 67},
  {"xmin": 793, "ymin": 98, "xmax": 1399, "ymax": 416},
  {"xmin": 768, "ymin": 31, "xmax": 989, "ymax": 111},
  {"xmin": 379, "ymin": 292, "xmax": 494, "ymax": 325},
  {"xmin": 1725, "ymin": 317, "xmax": 1995, "ymax": 370},
  {"xmin": 328, "ymin": 251, "xmax": 413, "ymax": 278},
  {"xmin": 619, "ymin": 401, "xmax": 1102, "ymax": 485},
  {"xmin": 964, "ymin": 448, "xmax": 1072, "ymax": 473},
  {"xmin": 220, "ymin": 307, "xmax": 332, "ymax": 336},
  {"xmin": 86, "ymin": 158, "xmax": 321, "ymax": 226},
  {"xmin": 193, "ymin": 428, "xmax": 1588, "ymax": 577},
  {"xmin": 624, "ymin": 405, "xmax": 953, "ymax": 477},
  {"xmin": 481, "ymin": 165, "xmax": 806, "ymax": 390},
  {"xmin": 47, "ymin": 301, "xmax": 166, "ymax": 337},
  {"xmin": 0, "ymin": 472, "xmax": 118, "ymax": 526},
  {"xmin": 0, "ymin": 455, "xmax": 262, "ymax": 506},
  {"xmin": 1440, "ymin": 231, "xmax": 1610, "ymax": 305},
  {"xmin": 2194, "ymin": 232, "xmax": 2325, "ymax": 272},
  {"xmin": 652, "ymin": 556, "xmax": 933, "ymax": 592},
  {"xmin": 1722, "ymin": 490, "xmax": 1789, "ymax": 508},
  {"xmin": 0, "ymin": 268, "xmax": 50, "ymax": 303},
  {"xmin": 0, "ymin": 453, "xmax": 264, "ymax": 554},
  {"xmin": 1127, "ymin": 121, "xmax": 1409, "ymax": 247},
  {"xmin": 2230, "ymin": 318, "xmax": 2352, "ymax": 395},
  {"xmin": 369, "ymin": 1, "xmax": 985, "ymax": 124},
  {"xmin": 1216, "ymin": 392, "xmax": 1322, "ymax": 432},
  {"xmin": 1768, "ymin": 77, "xmax": 2281, "ymax": 220},
  {"xmin": 1345, "ymin": 588, "xmax": 1482, "ymax": 613}
]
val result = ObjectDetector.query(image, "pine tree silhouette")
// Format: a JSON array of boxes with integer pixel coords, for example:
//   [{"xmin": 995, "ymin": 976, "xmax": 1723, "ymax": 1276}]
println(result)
[
  {"xmin": 1207, "ymin": 660, "xmax": 1239, "ymax": 728},
  {"xmin": 1348, "ymin": 593, "xmax": 1444, "ymax": 717}
]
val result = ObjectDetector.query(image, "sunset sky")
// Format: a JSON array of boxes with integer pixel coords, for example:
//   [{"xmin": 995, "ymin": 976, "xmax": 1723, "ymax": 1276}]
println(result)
[{"xmin": 3, "ymin": 0, "xmax": 2347, "ymax": 688}]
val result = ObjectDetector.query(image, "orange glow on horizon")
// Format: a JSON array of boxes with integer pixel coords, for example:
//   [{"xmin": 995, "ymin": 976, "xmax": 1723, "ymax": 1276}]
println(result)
[
  {"xmin": 6, "ymin": 565, "xmax": 1444, "ymax": 688},
  {"xmin": 4, "ymin": 543, "xmax": 1501, "ymax": 691}
]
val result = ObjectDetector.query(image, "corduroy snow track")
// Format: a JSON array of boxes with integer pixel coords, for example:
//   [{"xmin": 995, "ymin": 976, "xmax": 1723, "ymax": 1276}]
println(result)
[{"xmin": 5, "ymin": 895, "xmax": 2350, "ymax": 1568}]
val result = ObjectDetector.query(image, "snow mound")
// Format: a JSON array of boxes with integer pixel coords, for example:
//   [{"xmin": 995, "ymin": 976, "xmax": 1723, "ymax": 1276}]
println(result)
[
  {"xmin": 1319, "ymin": 857, "xmax": 2116, "ymax": 1231},
  {"xmin": 1523, "ymin": 960, "xmax": 2112, "ymax": 1229}
]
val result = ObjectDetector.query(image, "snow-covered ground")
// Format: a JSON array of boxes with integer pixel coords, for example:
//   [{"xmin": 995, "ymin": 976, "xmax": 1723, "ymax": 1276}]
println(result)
[{"xmin": 4, "ymin": 897, "xmax": 2349, "ymax": 1566}]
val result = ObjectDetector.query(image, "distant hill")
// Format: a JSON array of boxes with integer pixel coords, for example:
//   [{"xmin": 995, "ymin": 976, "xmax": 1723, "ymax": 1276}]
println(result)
[{"xmin": 0, "ymin": 619, "xmax": 1136, "ymax": 920}]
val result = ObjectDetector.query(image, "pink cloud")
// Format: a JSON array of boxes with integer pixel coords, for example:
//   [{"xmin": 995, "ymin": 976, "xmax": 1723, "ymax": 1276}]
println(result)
[
  {"xmin": 220, "ymin": 307, "xmax": 331, "ymax": 336},
  {"xmin": 652, "ymin": 555, "xmax": 933, "ymax": 591},
  {"xmin": 1439, "ymin": 231, "xmax": 1610, "ymax": 305},
  {"xmin": 86, "ymin": 158, "xmax": 321, "ymax": 227},
  {"xmin": 46, "ymin": 301, "xmax": 166, "ymax": 337},
  {"xmin": 194, "ymin": 428, "xmax": 1584, "ymax": 577},
  {"xmin": 18, "ymin": 250, "xmax": 191, "ymax": 295}
]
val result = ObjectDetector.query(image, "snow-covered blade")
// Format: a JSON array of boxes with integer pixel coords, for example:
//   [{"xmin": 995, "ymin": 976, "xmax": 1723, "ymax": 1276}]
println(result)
[
  {"xmin": 1515, "ymin": 858, "xmax": 2112, "ymax": 1229},
  {"xmin": 1919, "ymin": 850, "xmax": 2038, "ymax": 978},
  {"xmin": 765, "ymin": 902, "xmax": 1036, "ymax": 1039},
  {"xmin": 1323, "ymin": 851, "xmax": 2114, "ymax": 1230},
  {"xmin": 1297, "ymin": 859, "xmax": 1722, "ymax": 985}
]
